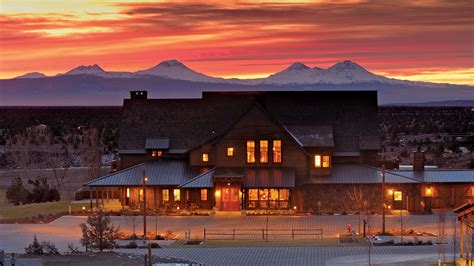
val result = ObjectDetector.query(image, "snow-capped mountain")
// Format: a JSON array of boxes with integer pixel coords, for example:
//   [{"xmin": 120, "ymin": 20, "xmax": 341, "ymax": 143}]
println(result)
[
  {"xmin": 14, "ymin": 72, "xmax": 47, "ymax": 79},
  {"xmin": 135, "ymin": 59, "xmax": 224, "ymax": 83},
  {"xmin": 255, "ymin": 60, "xmax": 393, "ymax": 85},
  {"xmin": 63, "ymin": 64, "xmax": 106, "ymax": 75}
]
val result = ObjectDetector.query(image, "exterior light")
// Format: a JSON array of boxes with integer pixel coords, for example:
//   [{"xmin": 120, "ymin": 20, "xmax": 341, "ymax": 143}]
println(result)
[
  {"xmin": 126, "ymin": 188, "xmax": 130, "ymax": 198},
  {"xmin": 293, "ymin": 206, "xmax": 297, "ymax": 210},
  {"xmin": 227, "ymin": 182, "xmax": 231, "ymax": 186},
  {"xmin": 387, "ymin": 205, "xmax": 391, "ymax": 209},
  {"xmin": 82, "ymin": 206, "xmax": 86, "ymax": 210},
  {"xmin": 425, "ymin": 187, "xmax": 433, "ymax": 197},
  {"xmin": 177, "ymin": 206, "xmax": 180, "ymax": 210},
  {"xmin": 388, "ymin": 189, "xmax": 393, "ymax": 195},
  {"xmin": 215, "ymin": 190, "xmax": 221, "ymax": 197},
  {"xmin": 144, "ymin": 176, "xmax": 148, "ymax": 182}
]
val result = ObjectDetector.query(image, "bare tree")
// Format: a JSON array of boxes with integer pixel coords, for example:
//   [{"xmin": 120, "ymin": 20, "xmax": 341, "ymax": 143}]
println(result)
[
  {"xmin": 348, "ymin": 185, "xmax": 366, "ymax": 234},
  {"xmin": 80, "ymin": 128, "xmax": 104, "ymax": 181}
]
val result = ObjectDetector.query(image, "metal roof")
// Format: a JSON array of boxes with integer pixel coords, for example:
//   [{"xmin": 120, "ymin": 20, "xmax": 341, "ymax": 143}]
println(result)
[
  {"xmin": 84, "ymin": 158, "xmax": 201, "ymax": 186},
  {"xmin": 118, "ymin": 149, "xmax": 146, "ymax": 154},
  {"xmin": 393, "ymin": 169, "xmax": 474, "ymax": 183},
  {"xmin": 306, "ymin": 164, "xmax": 422, "ymax": 184},
  {"xmin": 180, "ymin": 168, "xmax": 215, "ymax": 188},
  {"xmin": 214, "ymin": 167, "xmax": 245, "ymax": 178},
  {"xmin": 244, "ymin": 167, "xmax": 295, "ymax": 188},
  {"xmin": 284, "ymin": 125, "xmax": 334, "ymax": 147},
  {"xmin": 145, "ymin": 137, "xmax": 170, "ymax": 150}
]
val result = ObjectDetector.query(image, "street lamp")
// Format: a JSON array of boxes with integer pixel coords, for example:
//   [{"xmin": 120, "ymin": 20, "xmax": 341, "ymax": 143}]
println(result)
[
  {"xmin": 381, "ymin": 164, "xmax": 386, "ymax": 234},
  {"xmin": 143, "ymin": 170, "xmax": 148, "ymax": 240}
]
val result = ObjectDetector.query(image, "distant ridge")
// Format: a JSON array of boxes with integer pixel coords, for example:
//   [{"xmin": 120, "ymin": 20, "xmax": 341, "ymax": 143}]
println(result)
[{"xmin": 384, "ymin": 100, "xmax": 474, "ymax": 107}]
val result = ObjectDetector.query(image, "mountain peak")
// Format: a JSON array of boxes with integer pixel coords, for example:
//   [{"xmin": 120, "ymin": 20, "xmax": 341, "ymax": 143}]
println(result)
[
  {"xmin": 285, "ymin": 62, "xmax": 310, "ymax": 71},
  {"xmin": 14, "ymin": 72, "xmax": 47, "ymax": 79},
  {"xmin": 65, "ymin": 64, "xmax": 105, "ymax": 75},
  {"xmin": 156, "ymin": 60, "xmax": 186, "ymax": 68},
  {"xmin": 329, "ymin": 60, "xmax": 365, "ymax": 71}
]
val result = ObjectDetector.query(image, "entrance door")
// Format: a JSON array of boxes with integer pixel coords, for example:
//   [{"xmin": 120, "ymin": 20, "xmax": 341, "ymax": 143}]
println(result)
[{"xmin": 221, "ymin": 186, "xmax": 240, "ymax": 211}]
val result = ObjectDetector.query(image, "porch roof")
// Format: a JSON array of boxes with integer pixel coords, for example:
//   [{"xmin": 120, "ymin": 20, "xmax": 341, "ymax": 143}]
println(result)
[
  {"xmin": 84, "ymin": 158, "xmax": 201, "ymax": 187},
  {"xmin": 180, "ymin": 168, "xmax": 215, "ymax": 188}
]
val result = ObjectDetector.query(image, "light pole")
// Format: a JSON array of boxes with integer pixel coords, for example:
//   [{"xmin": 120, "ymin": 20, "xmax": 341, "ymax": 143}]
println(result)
[
  {"xmin": 381, "ymin": 164, "xmax": 386, "ymax": 234},
  {"xmin": 143, "ymin": 169, "xmax": 148, "ymax": 240}
]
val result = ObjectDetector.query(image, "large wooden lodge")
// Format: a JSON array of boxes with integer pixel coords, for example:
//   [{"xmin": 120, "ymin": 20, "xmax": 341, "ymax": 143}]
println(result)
[{"xmin": 85, "ymin": 90, "xmax": 474, "ymax": 213}]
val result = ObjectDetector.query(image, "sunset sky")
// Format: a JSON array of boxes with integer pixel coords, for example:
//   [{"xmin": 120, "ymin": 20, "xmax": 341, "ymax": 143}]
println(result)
[{"xmin": 1, "ymin": 0, "xmax": 473, "ymax": 84}]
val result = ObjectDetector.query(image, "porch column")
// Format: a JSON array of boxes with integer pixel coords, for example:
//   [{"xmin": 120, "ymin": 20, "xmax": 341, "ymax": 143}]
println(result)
[
  {"xmin": 101, "ymin": 188, "xmax": 104, "ymax": 205},
  {"xmin": 460, "ymin": 219, "xmax": 464, "ymax": 259},
  {"xmin": 95, "ymin": 187, "xmax": 99, "ymax": 208},
  {"xmin": 89, "ymin": 186, "xmax": 93, "ymax": 210},
  {"xmin": 106, "ymin": 187, "xmax": 109, "ymax": 203},
  {"xmin": 154, "ymin": 187, "xmax": 157, "ymax": 211}
]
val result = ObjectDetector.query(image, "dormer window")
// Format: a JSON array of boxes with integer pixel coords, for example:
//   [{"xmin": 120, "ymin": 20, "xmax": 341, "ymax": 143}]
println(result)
[
  {"xmin": 322, "ymin": 155, "xmax": 330, "ymax": 168},
  {"xmin": 202, "ymin": 153, "xmax": 209, "ymax": 163},
  {"xmin": 152, "ymin": 150, "xmax": 163, "ymax": 157},
  {"xmin": 314, "ymin": 154, "xmax": 330, "ymax": 168},
  {"xmin": 314, "ymin": 155, "xmax": 321, "ymax": 167}
]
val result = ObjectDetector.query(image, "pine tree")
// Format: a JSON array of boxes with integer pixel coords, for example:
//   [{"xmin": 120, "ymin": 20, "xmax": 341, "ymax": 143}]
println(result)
[{"xmin": 80, "ymin": 209, "xmax": 120, "ymax": 251}]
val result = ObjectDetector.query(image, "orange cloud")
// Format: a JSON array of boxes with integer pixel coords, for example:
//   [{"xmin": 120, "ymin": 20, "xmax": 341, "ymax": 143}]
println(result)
[{"xmin": 0, "ymin": 0, "xmax": 473, "ymax": 84}]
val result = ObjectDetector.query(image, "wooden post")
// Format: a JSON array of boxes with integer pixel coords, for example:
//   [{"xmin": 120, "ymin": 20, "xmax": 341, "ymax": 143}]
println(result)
[
  {"xmin": 154, "ymin": 187, "xmax": 157, "ymax": 212},
  {"xmin": 95, "ymin": 187, "xmax": 99, "ymax": 208},
  {"xmin": 89, "ymin": 187, "xmax": 93, "ymax": 210},
  {"xmin": 106, "ymin": 187, "xmax": 109, "ymax": 203},
  {"xmin": 460, "ymin": 220, "xmax": 464, "ymax": 259}
]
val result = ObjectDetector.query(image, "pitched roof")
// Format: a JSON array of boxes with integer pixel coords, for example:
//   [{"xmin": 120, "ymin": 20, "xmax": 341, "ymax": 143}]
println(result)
[
  {"xmin": 180, "ymin": 168, "xmax": 215, "ymax": 188},
  {"xmin": 145, "ymin": 137, "xmax": 170, "ymax": 150},
  {"xmin": 84, "ymin": 158, "xmax": 202, "ymax": 186},
  {"xmin": 284, "ymin": 125, "xmax": 334, "ymax": 147},
  {"xmin": 118, "ymin": 91, "xmax": 380, "ymax": 154},
  {"xmin": 244, "ymin": 167, "xmax": 295, "ymax": 188},
  {"xmin": 305, "ymin": 164, "xmax": 474, "ymax": 184}
]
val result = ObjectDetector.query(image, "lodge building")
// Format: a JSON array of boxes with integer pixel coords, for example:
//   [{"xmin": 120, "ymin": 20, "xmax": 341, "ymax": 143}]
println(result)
[{"xmin": 85, "ymin": 90, "xmax": 474, "ymax": 213}]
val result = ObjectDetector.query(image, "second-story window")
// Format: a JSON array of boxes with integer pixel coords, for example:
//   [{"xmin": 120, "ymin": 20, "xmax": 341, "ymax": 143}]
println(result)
[
  {"xmin": 202, "ymin": 153, "xmax": 209, "ymax": 163},
  {"xmin": 322, "ymin": 155, "xmax": 330, "ymax": 168},
  {"xmin": 273, "ymin": 140, "xmax": 282, "ymax": 163},
  {"xmin": 260, "ymin": 140, "xmax": 268, "ymax": 163},
  {"xmin": 227, "ymin": 147, "xmax": 234, "ymax": 157},
  {"xmin": 314, "ymin": 155, "xmax": 321, "ymax": 167},
  {"xmin": 152, "ymin": 150, "xmax": 163, "ymax": 157},
  {"xmin": 247, "ymin": 140, "xmax": 256, "ymax": 163}
]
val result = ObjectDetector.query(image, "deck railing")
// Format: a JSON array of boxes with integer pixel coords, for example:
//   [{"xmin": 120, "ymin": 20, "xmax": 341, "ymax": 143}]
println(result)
[{"xmin": 203, "ymin": 228, "xmax": 323, "ymax": 240}]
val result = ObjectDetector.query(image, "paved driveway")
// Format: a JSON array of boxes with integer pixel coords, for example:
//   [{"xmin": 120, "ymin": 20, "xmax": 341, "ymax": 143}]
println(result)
[{"xmin": 0, "ymin": 213, "xmax": 457, "ymax": 264}]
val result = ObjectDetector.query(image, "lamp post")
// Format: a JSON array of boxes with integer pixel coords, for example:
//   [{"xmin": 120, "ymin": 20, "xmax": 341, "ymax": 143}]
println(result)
[
  {"xmin": 143, "ymin": 170, "xmax": 148, "ymax": 240},
  {"xmin": 381, "ymin": 164, "xmax": 386, "ymax": 234}
]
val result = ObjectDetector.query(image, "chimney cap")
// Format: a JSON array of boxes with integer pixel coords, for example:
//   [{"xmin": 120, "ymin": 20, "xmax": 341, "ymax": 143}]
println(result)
[{"xmin": 130, "ymin": 90, "xmax": 148, "ymax": 99}]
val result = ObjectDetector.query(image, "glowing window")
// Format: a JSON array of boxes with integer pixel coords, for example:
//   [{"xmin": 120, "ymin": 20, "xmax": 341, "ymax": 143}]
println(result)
[
  {"xmin": 152, "ymin": 150, "xmax": 163, "ymax": 157},
  {"xmin": 173, "ymin": 189, "xmax": 180, "ymax": 201},
  {"xmin": 273, "ymin": 140, "xmax": 282, "ymax": 163},
  {"xmin": 259, "ymin": 189, "xmax": 269, "ymax": 200},
  {"xmin": 260, "ymin": 140, "xmax": 268, "ymax": 163},
  {"xmin": 247, "ymin": 140, "xmax": 256, "ymax": 163},
  {"xmin": 249, "ymin": 189, "xmax": 258, "ymax": 200},
  {"xmin": 201, "ymin": 189, "xmax": 208, "ymax": 201},
  {"xmin": 162, "ymin": 189, "xmax": 169, "ymax": 201},
  {"xmin": 227, "ymin": 147, "xmax": 234, "ymax": 157},
  {"xmin": 279, "ymin": 189, "xmax": 289, "ymax": 200},
  {"xmin": 126, "ymin": 188, "xmax": 130, "ymax": 198},
  {"xmin": 269, "ymin": 189, "xmax": 279, "ymax": 200},
  {"xmin": 202, "ymin": 153, "xmax": 209, "ymax": 163},
  {"xmin": 322, "ymin": 155, "xmax": 330, "ymax": 168},
  {"xmin": 314, "ymin": 155, "xmax": 321, "ymax": 167},
  {"xmin": 394, "ymin": 191, "xmax": 402, "ymax": 201}
]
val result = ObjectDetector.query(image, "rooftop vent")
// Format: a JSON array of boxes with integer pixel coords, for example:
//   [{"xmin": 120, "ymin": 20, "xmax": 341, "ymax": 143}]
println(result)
[{"xmin": 130, "ymin": 90, "xmax": 147, "ymax": 100}]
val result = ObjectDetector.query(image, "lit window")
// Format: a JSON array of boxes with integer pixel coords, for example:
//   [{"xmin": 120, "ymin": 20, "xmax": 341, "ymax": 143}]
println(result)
[
  {"xmin": 247, "ymin": 140, "xmax": 256, "ymax": 163},
  {"xmin": 227, "ymin": 147, "xmax": 234, "ymax": 157},
  {"xmin": 269, "ymin": 189, "xmax": 279, "ymax": 200},
  {"xmin": 152, "ymin": 150, "xmax": 163, "ymax": 157},
  {"xmin": 126, "ymin": 188, "xmax": 130, "ymax": 198},
  {"xmin": 139, "ymin": 189, "xmax": 143, "ymax": 202},
  {"xmin": 394, "ymin": 191, "xmax": 402, "ymax": 201},
  {"xmin": 259, "ymin": 189, "xmax": 269, "ymax": 200},
  {"xmin": 202, "ymin": 153, "xmax": 209, "ymax": 163},
  {"xmin": 322, "ymin": 155, "xmax": 330, "ymax": 168},
  {"xmin": 174, "ymin": 189, "xmax": 180, "ymax": 201},
  {"xmin": 260, "ymin": 140, "xmax": 268, "ymax": 163},
  {"xmin": 162, "ymin": 189, "xmax": 169, "ymax": 201},
  {"xmin": 279, "ymin": 189, "xmax": 289, "ymax": 201},
  {"xmin": 201, "ymin": 189, "xmax": 208, "ymax": 201},
  {"xmin": 249, "ymin": 189, "xmax": 258, "ymax": 200},
  {"xmin": 314, "ymin": 155, "xmax": 321, "ymax": 167},
  {"xmin": 273, "ymin": 140, "xmax": 281, "ymax": 163}
]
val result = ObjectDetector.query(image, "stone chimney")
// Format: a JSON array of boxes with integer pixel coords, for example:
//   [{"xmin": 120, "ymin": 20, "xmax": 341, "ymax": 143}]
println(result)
[
  {"xmin": 130, "ymin": 90, "xmax": 147, "ymax": 100},
  {"xmin": 413, "ymin": 146, "xmax": 425, "ymax": 171}
]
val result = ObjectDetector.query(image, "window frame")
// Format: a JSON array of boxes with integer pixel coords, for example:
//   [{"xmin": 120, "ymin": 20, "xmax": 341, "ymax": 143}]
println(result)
[
  {"xmin": 272, "ymin": 140, "xmax": 282, "ymax": 164},
  {"xmin": 322, "ymin": 155, "xmax": 330, "ymax": 168},
  {"xmin": 246, "ymin": 140, "xmax": 256, "ymax": 164},
  {"xmin": 200, "ymin": 189, "xmax": 208, "ymax": 201},
  {"xmin": 260, "ymin": 140, "xmax": 269, "ymax": 163},
  {"xmin": 173, "ymin": 189, "xmax": 181, "ymax": 202},
  {"xmin": 227, "ymin": 147, "xmax": 234, "ymax": 157},
  {"xmin": 162, "ymin": 189, "xmax": 169, "ymax": 202},
  {"xmin": 202, "ymin": 152, "xmax": 209, "ymax": 163},
  {"xmin": 314, "ymin": 155, "xmax": 322, "ymax": 168}
]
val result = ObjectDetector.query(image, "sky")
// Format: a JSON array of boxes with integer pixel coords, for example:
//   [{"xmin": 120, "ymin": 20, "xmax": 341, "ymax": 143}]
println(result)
[{"xmin": 0, "ymin": 0, "xmax": 473, "ymax": 85}]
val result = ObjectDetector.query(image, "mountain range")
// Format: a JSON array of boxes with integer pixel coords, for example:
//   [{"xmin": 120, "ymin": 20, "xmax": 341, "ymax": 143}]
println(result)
[{"xmin": 1, "ymin": 60, "xmax": 473, "ymax": 105}]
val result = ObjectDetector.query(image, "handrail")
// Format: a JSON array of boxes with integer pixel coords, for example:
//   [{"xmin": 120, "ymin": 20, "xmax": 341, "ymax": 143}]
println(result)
[{"xmin": 203, "ymin": 228, "xmax": 323, "ymax": 240}]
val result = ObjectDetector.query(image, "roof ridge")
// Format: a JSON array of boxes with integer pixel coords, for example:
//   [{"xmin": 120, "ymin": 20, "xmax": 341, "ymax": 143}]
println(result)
[{"xmin": 84, "ymin": 161, "xmax": 146, "ymax": 186}]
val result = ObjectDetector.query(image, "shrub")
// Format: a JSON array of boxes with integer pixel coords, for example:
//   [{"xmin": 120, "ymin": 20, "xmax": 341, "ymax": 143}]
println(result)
[
  {"xmin": 80, "ymin": 208, "xmax": 120, "ymax": 252},
  {"xmin": 25, "ymin": 235, "xmax": 43, "ymax": 255},
  {"xmin": 6, "ymin": 176, "xmax": 29, "ymax": 205},
  {"xmin": 41, "ymin": 241, "xmax": 59, "ymax": 255}
]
